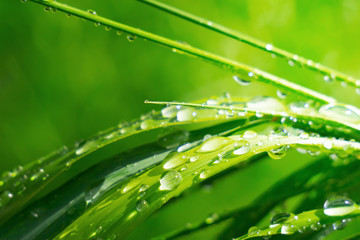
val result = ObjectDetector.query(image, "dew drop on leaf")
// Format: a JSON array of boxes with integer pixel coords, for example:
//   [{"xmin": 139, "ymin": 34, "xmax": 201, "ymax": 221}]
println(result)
[
  {"xmin": 159, "ymin": 170, "xmax": 182, "ymax": 191},
  {"xmin": 270, "ymin": 212, "xmax": 291, "ymax": 228},
  {"xmin": 268, "ymin": 145, "xmax": 287, "ymax": 159},
  {"xmin": 319, "ymin": 103, "xmax": 360, "ymax": 124},
  {"xmin": 233, "ymin": 75, "xmax": 251, "ymax": 86},
  {"xmin": 233, "ymin": 140, "xmax": 250, "ymax": 155},
  {"xmin": 248, "ymin": 226, "xmax": 260, "ymax": 236},
  {"xmin": 197, "ymin": 137, "xmax": 231, "ymax": 153},
  {"xmin": 177, "ymin": 107, "xmax": 196, "ymax": 122},
  {"xmin": 323, "ymin": 196, "xmax": 357, "ymax": 216},
  {"xmin": 136, "ymin": 199, "xmax": 149, "ymax": 212},
  {"xmin": 247, "ymin": 96, "xmax": 286, "ymax": 112},
  {"xmin": 161, "ymin": 105, "xmax": 178, "ymax": 118}
]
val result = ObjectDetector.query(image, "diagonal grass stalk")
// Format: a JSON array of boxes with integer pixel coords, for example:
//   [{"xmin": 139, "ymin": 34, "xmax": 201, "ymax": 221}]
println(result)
[
  {"xmin": 139, "ymin": 0, "xmax": 360, "ymax": 90},
  {"xmin": 28, "ymin": 0, "xmax": 335, "ymax": 104}
]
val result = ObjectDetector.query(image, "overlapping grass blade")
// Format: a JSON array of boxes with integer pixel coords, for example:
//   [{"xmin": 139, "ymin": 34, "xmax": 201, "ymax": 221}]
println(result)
[{"xmin": 138, "ymin": 0, "xmax": 360, "ymax": 90}]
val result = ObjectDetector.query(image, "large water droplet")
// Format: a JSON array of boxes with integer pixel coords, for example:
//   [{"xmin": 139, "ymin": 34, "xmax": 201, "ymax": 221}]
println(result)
[
  {"xmin": 197, "ymin": 137, "xmax": 231, "ymax": 153},
  {"xmin": 242, "ymin": 130, "xmax": 257, "ymax": 139},
  {"xmin": 159, "ymin": 170, "xmax": 182, "ymax": 191},
  {"xmin": 163, "ymin": 153, "xmax": 188, "ymax": 169},
  {"xmin": 323, "ymin": 196, "xmax": 357, "ymax": 216},
  {"xmin": 319, "ymin": 103, "xmax": 360, "ymax": 124},
  {"xmin": 270, "ymin": 212, "xmax": 291, "ymax": 228},
  {"xmin": 281, "ymin": 224, "xmax": 296, "ymax": 235},
  {"xmin": 268, "ymin": 145, "xmax": 287, "ymax": 159},
  {"xmin": 177, "ymin": 107, "xmax": 196, "ymax": 122},
  {"xmin": 247, "ymin": 96, "xmax": 286, "ymax": 112},
  {"xmin": 161, "ymin": 105, "xmax": 178, "ymax": 118},
  {"xmin": 233, "ymin": 140, "xmax": 251, "ymax": 155}
]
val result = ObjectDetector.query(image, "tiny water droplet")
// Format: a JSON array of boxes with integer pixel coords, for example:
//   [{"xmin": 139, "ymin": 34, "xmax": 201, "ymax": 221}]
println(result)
[
  {"xmin": 161, "ymin": 105, "xmax": 178, "ymax": 118},
  {"xmin": 136, "ymin": 199, "xmax": 149, "ymax": 212},
  {"xmin": 324, "ymin": 196, "xmax": 357, "ymax": 216},
  {"xmin": 233, "ymin": 75, "xmax": 251, "ymax": 86},
  {"xmin": 233, "ymin": 140, "xmax": 250, "ymax": 155},
  {"xmin": 199, "ymin": 169, "xmax": 210, "ymax": 179},
  {"xmin": 87, "ymin": 10, "xmax": 97, "ymax": 15},
  {"xmin": 265, "ymin": 43, "xmax": 273, "ymax": 51},
  {"xmin": 127, "ymin": 35, "xmax": 136, "ymax": 42},
  {"xmin": 277, "ymin": 90, "xmax": 287, "ymax": 99}
]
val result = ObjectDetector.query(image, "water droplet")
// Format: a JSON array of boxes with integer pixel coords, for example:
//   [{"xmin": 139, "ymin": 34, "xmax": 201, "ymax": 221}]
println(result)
[
  {"xmin": 277, "ymin": 90, "xmax": 287, "ymax": 99},
  {"xmin": 136, "ymin": 199, "xmax": 149, "ymax": 212},
  {"xmin": 185, "ymin": 156, "xmax": 198, "ymax": 164},
  {"xmin": 177, "ymin": 143, "xmax": 192, "ymax": 152},
  {"xmin": 247, "ymin": 96, "xmax": 286, "ymax": 112},
  {"xmin": 139, "ymin": 184, "xmax": 149, "ymax": 193},
  {"xmin": 233, "ymin": 140, "xmax": 251, "ymax": 155},
  {"xmin": 205, "ymin": 213, "xmax": 218, "ymax": 224},
  {"xmin": 299, "ymin": 132, "xmax": 309, "ymax": 139},
  {"xmin": 248, "ymin": 226, "xmax": 260, "ymax": 236},
  {"xmin": 127, "ymin": 35, "xmax": 136, "ymax": 42},
  {"xmin": 265, "ymin": 43, "xmax": 273, "ymax": 51},
  {"xmin": 319, "ymin": 103, "xmax": 360, "ymax": 124},
  {"xmin": 323, "ymin": 139, "xmax": 333, "ymax": 150},
  {"xmin": 177, "ymin": 107, "xmax": 196, "ymax": 122},
  {"xmin": 105, "ymin": 26, "xmax": 111, "ymax": 31},
  {"xmin": 199, "ymin": 169, "xmax": 210, "ymax": 179},
  {"xmin": 243, "ymin": 130, "xmax": 257, "ymax": 139},
  {"xmin": 140, "ymin": 119, "xmax": 156, "ymax": 130},
  {"xmin": 324, "ymin": 196, "xmax": 357, "ymax": 216},
  {"xmin": 281, "ymin": 224, "xmax": 296, "ymax": 235},
  {"xmin": 116, "ymin": 30, "xmax": 123, "ymax": 35},
  {"xmin": 288, "ymin": 59, "xmax": 295, "ymax": 66},
  {"xmin": 270, "ymin": 212, "xmax": 291, "ymax": 228},
  {"xmin": 197, "ymin": 137, "xmax": 231, "ymax": 153},
  {"xmin": 87, "ymin": 10, "xmax": 97, "ymax": 15},
  {"xmin": 163, "ymin": 153, "xmax": 188, "ymax": 169},
  {"xmin": 268, "ymin": 145, "xmax": 287, "ymax": 159},
  {"xmin": 248, "ymin": 71, "xmax": 254, "ymax": 77},
  {"xmin": 233, "ymin": 75, "xmax": 251, "ymax": 86},
  {"xmin": 161, "ymin": 105, "xmax": 178, "ymax": 118},
  {"xmin": 75, "ymin": 140, "xmax": 98, "ymax": 155},
  {"xmin": 323, "ymin": 75, "xmax": 333, "ymax": 82},
  {"xmin": 159, "ymin": 170, "xmax": 182, "ymax": 191}
]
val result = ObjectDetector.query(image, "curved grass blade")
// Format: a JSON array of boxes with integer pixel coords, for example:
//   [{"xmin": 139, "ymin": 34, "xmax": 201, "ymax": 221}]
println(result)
[
  {"xmin": 27, "ymin": 0, "xmax": 335, "ymax": 104},
  {"xmin": 236, "ymin": 207, "xmax": 360, "ymax": 240},
  {"xmin": 53, "ymin": 132, "xmax": 360, "ymax": 239},
  {"xmin": 139, "ymin": 0, "xmax": 360, "ymax": 90}
]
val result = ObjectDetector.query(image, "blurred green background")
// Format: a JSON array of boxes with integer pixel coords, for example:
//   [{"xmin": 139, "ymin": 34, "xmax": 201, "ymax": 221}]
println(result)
[{"xmin": 1, "ymin": 0, "xmax": 360, "ymax": 173}]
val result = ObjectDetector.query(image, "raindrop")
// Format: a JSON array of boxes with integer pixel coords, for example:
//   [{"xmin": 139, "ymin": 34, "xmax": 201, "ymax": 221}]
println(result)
[
  {"xmin": 247, "ymin": 96, "xmax": 287, "ymax": 112},
  {"xmin": 265, "ymin": 43, "xmax": 273, "ymax": 51},
  {"xmin": 136, "ymin": 199, "xmax": 149, "ymax": 212},
  {"xmin": 159, "ymin": 170, "xmax": 182, "ymax": 191},
  {"xmin": 233, "ymin": 140, "xmax": 251, "ymax": 155},
  {"xmin": 163, "ymin": 153, "xmax": 188, "ymax": 169},
  {"xmin": 75, "ymin": 140, "xmax": 98, "ymax": 155},
  {"xmin": 268, "ymin": 145, "xmax": 287, "ymax": 159},
  {"xmin": 139, "ymin": 184, "xmax": 149, "ymax": 193},
  {"xmin": 277, "ymin": 90, "xmax": 287, "ymax": 99},
  {"xmin": 323, "ymin": 139, "xmax": 333, "ymax": 150},
  {"xmin": 87, "ymin": 10, "xmax": 97, "ymax": 15},
  {"xmin": 319, "ymin": 103, "xmax": 360, "ymax": 124},
  {"xmin": 116, "ymin": 30, "xmax": 123, "ymax": 35},
  {"xmin": 233, "ymin": 75, "xmax": 251, "ymax": 86},
  {"xmin": 161, "ymin": 105, "xmax": 178, "ymax": 118},
  {"xmin": 281, "ymin": 224, "xmax": 296, "ymax": 235},
  {"xmin": 243, "ymin": 130, "xmax": 257, "ymax": 139},
  {"xmin": 177, "ymin": 107, "xmax": 196, "ymax": 122},
  {"xmin": 197, "ymin": 137, "xmax": 231, "ymax": 153},
  {"xmin": 324, "ymin": 75, "xmax": 333, "ymax": 82},
  {"xmin": 248, "ymin": 226, "xmax": 260, "ymax": 236},
  {"xmin": 288, "ymin": 59, "xmax": 295, "ymax": 66},
  {"xmin": 189, "ymin": 156, "xmax": 199, "ymax": 162},
  {"xmin": 270, "ymin": 212, "xmax": 291, "ymax": 228},
  {"xmin": 177, "ymin": 143, "xmax": 192, "ymax": 152},
  {"xmin": 199, "ymin": 169, "xmax": 210, "ymax": 179},
  {"xmin": 323, "ymin": 196, "xmax": 357, "ymax": 216},
  {"xmin": 205, "ymin": 213, "xmax": 218, "ymax": 224},
  {"xmin": 127, "ymin": 35, "xmax": 136, "ymax": 42}
]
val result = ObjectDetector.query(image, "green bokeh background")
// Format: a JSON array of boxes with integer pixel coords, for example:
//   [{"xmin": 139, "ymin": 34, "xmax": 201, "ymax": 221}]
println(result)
[
  {"xmin": 2, "ymin": 1, "xmax": 360, "ymax": 239},
  {"xmin": 2, "ymin": 0, "xmax": 360, "ymax": 172}
]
